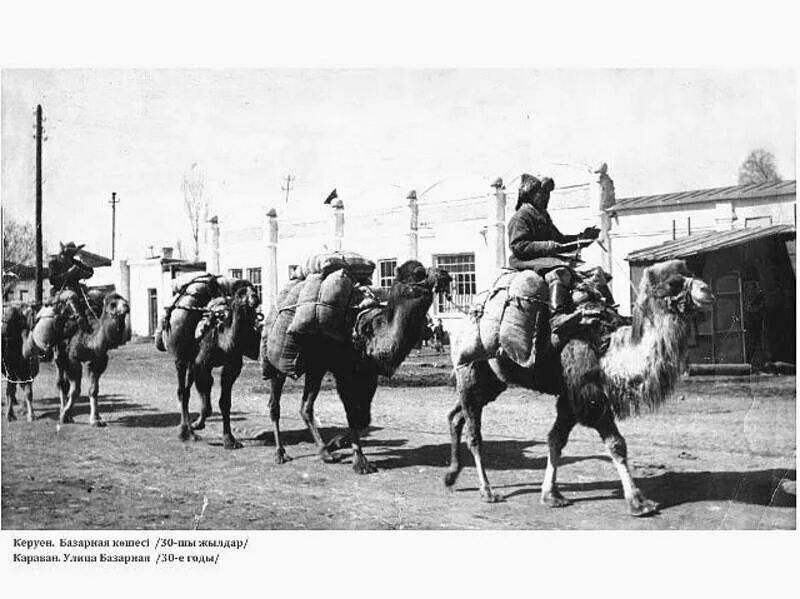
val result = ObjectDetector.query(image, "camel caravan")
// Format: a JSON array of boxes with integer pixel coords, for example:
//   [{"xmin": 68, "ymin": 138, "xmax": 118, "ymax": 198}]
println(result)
[{"xmin": 2, "ymin": 172, "xmax": 715, "ymax": 517}]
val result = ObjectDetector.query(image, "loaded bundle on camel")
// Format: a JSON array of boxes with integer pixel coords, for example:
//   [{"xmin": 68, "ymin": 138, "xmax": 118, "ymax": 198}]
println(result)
[
  {"xmin": 156, "ymin": 272, "xmax": 261, "ymax": 448},
  {"xmin": 447, "ymin": 258, "xmax": 714, "ymax": 516},
  {"xmin": 261, "ymin": 251, "xmax": 452, "ymax": 471}
]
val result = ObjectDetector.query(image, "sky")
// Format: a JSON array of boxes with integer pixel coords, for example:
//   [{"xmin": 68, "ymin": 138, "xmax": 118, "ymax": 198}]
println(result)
[{"xmin": 1, "ymin": 69, "xmax": 795, "ymax": 261}]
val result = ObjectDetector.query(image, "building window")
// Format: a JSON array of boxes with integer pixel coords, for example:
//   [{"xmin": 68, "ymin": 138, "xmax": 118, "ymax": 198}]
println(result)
[
  {"xmin": 434, "ymin": 253, "xmax": 476, "ymax": 313},
  {"xmin": 745, "ymin": 215, "xmax": 773, "ymax": 228},
  {"xmin": 247, "ymin": 267, "xmax": 262, "ymax": 297},
  {"xmin": 229, "ymin": 268, "xmax": 242, "ymax": 279},
  {"xmin": 18, "ymin": 289, "xmax": 28, "ymax": 302},
  {"xmin": 378, "ymin": 259, "xmax": 397, "ymax": 289}
]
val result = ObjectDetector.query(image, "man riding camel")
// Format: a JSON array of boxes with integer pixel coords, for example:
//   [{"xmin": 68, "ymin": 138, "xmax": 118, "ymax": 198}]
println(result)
[
  {"xmin": 48, "ymin": 241, "xmax": 94, "ymax": 331},
  {"xmin": 507, "ymin": 174, "xmax": 603, "ymax": 333}
]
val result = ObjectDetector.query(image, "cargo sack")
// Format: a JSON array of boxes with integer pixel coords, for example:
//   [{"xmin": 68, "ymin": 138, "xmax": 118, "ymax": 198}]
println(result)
[
  {"xmin": 288, "ymin": 270, "xmax": 356, "ymax": 342},
  {"xmin": 477, "ymin": 270, "xmax": 548, "ymax": 369},
  {"xmin": 265, "ymin": 279, "xmax": 306, "ymax": 378},
  {"xmin": 297, "ymin": 250, "xmax": 375, "ymax": 285}
]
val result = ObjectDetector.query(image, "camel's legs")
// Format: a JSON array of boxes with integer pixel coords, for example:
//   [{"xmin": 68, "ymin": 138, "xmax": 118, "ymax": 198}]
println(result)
[
  {"xmin": 175, "ymin": 360, "xmax": 196, "ymax": 442},
  {"xmin": 87, "ymin": 355, "xmax": 109, "ymax": 427},
  {"xmin": 20, "ymin": 381, "xmax": 34, "ymax": 422},
  {"xmin": 219, "ymin": 357, "xmax": 243, "ymax": 450},
  {"xmin": 298, "ymin": 367, "xmax": 338, "ymax": 462},
  {"xmin": 332, "ymin": 363, "xmax": 378, "ymax": 475},
  {"xmin": 450, "ymin": 361, "xmax": 505, "ymax": 501},
  {"xmin": 5, "ymin": 381, "xmax": 17, "ymax": 421},
  {"xmin": 191, "ymin": 367, "xmax": 214, "ymax": 431},
  {"xmin": 594, "ymin": 413, "xmax": 658, "ymax": 517},
  {"xmin": 443, "ymin": 402, "xmax": 464, "ymax": 487},
  {"xmin": 267, "ymin": 374, "xmax": 292, "ymax": 463},
  {"xmin": 540, "ymin": 396, "xmax": 576, "ymax": 508},
  {"xmin": 59, "ymin": 361, "xmax": 81, "ymax": 425}
]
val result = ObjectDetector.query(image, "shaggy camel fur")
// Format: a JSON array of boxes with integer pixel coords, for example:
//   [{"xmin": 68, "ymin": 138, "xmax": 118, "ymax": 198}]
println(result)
[
  {"xmin": 264, "ymin": 260, "xmax": 451, "ymax": 472},
  {"xmin": 170, "ymin": 282, "xmax": 261, "ymax": 449},
  {"xmin": 446, "ymin": 259, "xmax": 714, "ymax": 516},
  {"xmin": 55, "ymin": 291, "xmax": 131, "ymax": 426},
  {"xmin": 2, "ymin": 304, "xmax": 40, "ymax": 421}
]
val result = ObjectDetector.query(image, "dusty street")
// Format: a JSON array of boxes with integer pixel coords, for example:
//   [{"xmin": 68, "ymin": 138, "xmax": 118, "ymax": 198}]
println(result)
[{"xmin": 2, "ymin": 341, "xmax": 795, "ymax": 530}]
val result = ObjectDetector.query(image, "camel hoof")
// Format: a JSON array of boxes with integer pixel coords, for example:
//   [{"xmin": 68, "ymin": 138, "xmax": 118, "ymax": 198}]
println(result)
[
  {"xmin": 6, "ymin": 412, "xmax": 17, "ymax": 422},
  {"xmin": 59, "ymin": 413, "xmax": 74, "ymax": 425},
  {"xmin": 481, "ymin": 489, "xmax": 501, "ymax": 503},
  {"xmin": 89, "ymin": 418, "xmax": 107, "ymax": 428},
  {"xmin": 541, "ymin": 492, "xmax": 573, "ymax": 508},
  {"xmin": 444, "ymin": 469, "xmax": 460, "ymax": 488},
  {"xmin": 320, "ymin": 450, "xmax": 342, "ymax": 464},
  {"xmin": 190, "ymin": 420, "xmax": 206, "ymax": 431},
  {"xmin": 352, "ymin": 456, "xmax": 377, "ymax": 475},
  {"xmin": 26, "ymin": 413, "xmax": 35, "ymax": 423},
  {"xmin": 275, "ymin": 448, "xmax": 292, "ymax": 464},
  {"xmin": 325, "ymin": 434, "xmax": 350, "ymax": 452},
  {"xmin": 178, "ymin": 425, "xmax": 197, "ymax": 442},
  {"xmin": 628, "ymin": 496, "xmax": 659, "ymax": 517},
  {"xmin": 223, "ymin": 435, "xmax": 243, "ymax": 450}
]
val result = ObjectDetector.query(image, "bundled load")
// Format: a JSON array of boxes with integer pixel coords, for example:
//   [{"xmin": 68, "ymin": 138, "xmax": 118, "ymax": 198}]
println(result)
[
  {"xmin": 264, "ymin": 278, "xmax": 306, "ymax": 378},
  {"xmin": 473, "ymin": 270, "xmax": 549, "ymax": 369},
  {"xmin": 264, "ymin": 250, "xmax": 380, "ymax": 379},
  {"xmin": 293, "ymin": 250, "xmax": 375, "ymax": 285}
]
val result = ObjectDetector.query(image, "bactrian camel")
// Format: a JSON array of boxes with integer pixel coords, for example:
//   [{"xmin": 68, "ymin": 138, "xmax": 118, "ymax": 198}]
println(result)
[
  {"xmin": 164, "ymin": 280, "xmax": 261, "ymax": 449},
  {"xmin": 446, "ymin": 259, "xmax": 714, "ymax": 516},
  {"xmin": 53, "ymin": 291, "xmax": 131, "ymax": 426},
  {"xmin": 264, "ymin": 260, "xmax": 452, "ymax": 473}
]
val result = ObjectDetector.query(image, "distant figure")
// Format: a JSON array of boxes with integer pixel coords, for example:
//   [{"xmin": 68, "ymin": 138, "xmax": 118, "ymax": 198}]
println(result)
[
  {"xmin": 48, "ymin": 241, "xmax": 94, "ymax": 331},
  {"xmin": 432, "ymin": 318, "xmax": 446, "ymax": 354}
]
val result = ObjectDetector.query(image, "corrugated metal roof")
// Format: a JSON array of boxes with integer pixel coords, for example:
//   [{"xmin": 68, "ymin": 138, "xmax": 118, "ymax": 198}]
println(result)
[
  {"xmin": 614, "ymin": 180, "xmax": 796, "ymax": 212},
  {"xmin": 626, "ymin": 224, "xmax": 796, "ymax": 264}
]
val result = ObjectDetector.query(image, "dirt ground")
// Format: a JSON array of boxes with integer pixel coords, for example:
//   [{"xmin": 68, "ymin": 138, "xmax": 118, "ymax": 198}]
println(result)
[{"xmin": 1, "ymin": 341, "xmax": 795, "ymax": 530}]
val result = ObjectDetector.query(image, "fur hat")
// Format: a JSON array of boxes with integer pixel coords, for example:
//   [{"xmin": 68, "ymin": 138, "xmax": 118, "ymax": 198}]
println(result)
[{"xmin": 516, "ymin": 173, "xmax": 542, "ymax": 210}]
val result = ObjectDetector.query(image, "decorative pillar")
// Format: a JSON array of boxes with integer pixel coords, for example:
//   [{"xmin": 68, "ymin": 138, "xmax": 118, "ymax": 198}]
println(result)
[
  {"xmin": 205, "ymin": 215, "xmax": 221, "ymax": 274},
  {"xmin": 591, "ymin": 162, "xmax": 616, "ymax": 274},
  {"xmin": 487, "ymin": 177, "xmax": 507, "ymax": 274},
  {"xmin": 117, "ymin": 259, "xmax": 131, "ymax": 301},
  {"xmin": 264, "ymin": 208, "xmax": 279, "ymax": 314},
  {"xmin": 407, "ymin": 190, "xmax": 419, "ymax": 261},
  {"xmin": 331, "ymin": 198, "xmax": 345, "ymax": 251}
]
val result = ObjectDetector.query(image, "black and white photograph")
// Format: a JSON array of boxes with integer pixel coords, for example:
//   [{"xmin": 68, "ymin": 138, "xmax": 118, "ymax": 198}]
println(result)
[{"xmin": 0, "ymin": 2, "xmax": 797, "ymax": 595}]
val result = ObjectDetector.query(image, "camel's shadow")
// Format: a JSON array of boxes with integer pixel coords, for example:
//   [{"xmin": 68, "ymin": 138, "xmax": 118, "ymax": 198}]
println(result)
[
  {"xmin": 114, "ymin": 409, "xmax": 249, "ymax": 429},
  {"xmin": 33, "ymin": 394, "xmax": 146, "ymax": 421}
]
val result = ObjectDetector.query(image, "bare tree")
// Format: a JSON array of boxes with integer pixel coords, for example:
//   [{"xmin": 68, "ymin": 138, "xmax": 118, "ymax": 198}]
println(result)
[
  {"xmin": 182, "ymin": 163, "xmax": 207, "ymax": 261},
  {"xmin": 738, "ymin": 149, "xmax": 782, "ymax": 185},
  {"xmin": 2, "ymin": 211, "xmax": 36, "ymax": 267}
]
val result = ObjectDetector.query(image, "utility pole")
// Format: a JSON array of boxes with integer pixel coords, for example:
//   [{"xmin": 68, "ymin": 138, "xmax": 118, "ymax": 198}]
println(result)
[
  {"xmin": 281, "ymin": 174, "xmax": 295, "ymax": 204},
  {"xmin": 34, "ymin": 105, "xmax": 44, "ymax": 306},
  {"xmin": 108, "ymin": 191, "xmax": 120, "ymax": 260}
]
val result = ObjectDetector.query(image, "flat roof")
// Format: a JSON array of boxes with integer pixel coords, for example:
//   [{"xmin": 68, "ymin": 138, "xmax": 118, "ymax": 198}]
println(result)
[
  {"xmin": 614, "ymin": 180, "xmax": 796, "ymax": 213},
  {"xmin": 626, "ymin": 224, "xmax": 796, "ymax": 264}
]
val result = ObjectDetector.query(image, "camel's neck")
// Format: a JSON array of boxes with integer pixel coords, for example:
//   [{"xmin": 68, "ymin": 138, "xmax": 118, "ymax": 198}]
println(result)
[
  {"xmin": 601, "ymin": 306, "xmax": 690, "ymax": 417},
  {"xmin": 82, "ymin": 315, "xmax": 127, "ymax": 354},
  {"xmin": 369, "ymin": 291, "xmax": 433, "ymax": 375},
  {"xmin": 216, "ymin": 303, "xmax": 253, "ymax": 354}
]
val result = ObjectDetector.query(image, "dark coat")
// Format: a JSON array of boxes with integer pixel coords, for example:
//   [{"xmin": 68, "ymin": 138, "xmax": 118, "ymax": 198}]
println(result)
[
  {"xmin": 47, "ymin": 254, "xmax": 94, "ymax": 291},
  {"xmin": 507, "ymin": 204, "xmax": 578, "ymax": 273}
]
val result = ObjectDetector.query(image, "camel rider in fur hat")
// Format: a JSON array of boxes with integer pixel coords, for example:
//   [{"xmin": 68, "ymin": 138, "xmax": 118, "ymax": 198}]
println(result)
[
  {"xmin": 48, "ymin": 241, "xmax": 94, "ymax": 331},
  {"xmin": 507, "ymin": 174, "xmax": 601, "ymax": 333}
]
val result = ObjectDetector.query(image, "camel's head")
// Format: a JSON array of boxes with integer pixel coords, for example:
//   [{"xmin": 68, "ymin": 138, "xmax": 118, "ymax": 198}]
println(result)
[
  {"xmin": 103, "ymin": 292, "xmax": 130, "ymax": 320},
  {"xmin": 639, "ymin": 259, "xmax": 714, "ymax": 314},
  {"xmin": 231, "ymin": 281, "xmax": 261, "ymax": 310},
  {"xmin": 392, "ymin": 260, "xmax": 452, "ymax": 302}
]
